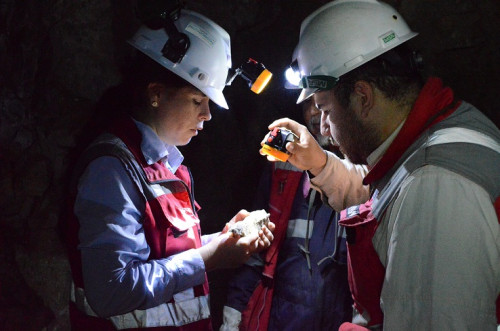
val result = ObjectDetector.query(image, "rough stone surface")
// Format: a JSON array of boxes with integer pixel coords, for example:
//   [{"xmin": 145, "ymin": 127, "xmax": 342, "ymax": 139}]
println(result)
[
  {"xmin": 229, "ymin": 209, "xmax": 270, "ymax": 237},
  {"xmin": 0, "ymin": 0, "xmax": 499, "ymax": 329}
]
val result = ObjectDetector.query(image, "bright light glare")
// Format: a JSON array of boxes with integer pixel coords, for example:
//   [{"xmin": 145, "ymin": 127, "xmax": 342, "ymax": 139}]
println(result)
[{"xmin": 285, "ymin": 67, "xmax": 301, "ymax": 86}]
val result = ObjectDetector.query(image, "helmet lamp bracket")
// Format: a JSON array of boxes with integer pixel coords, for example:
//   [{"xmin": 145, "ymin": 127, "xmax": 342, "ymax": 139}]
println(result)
[
  {"xmin": 136, "ymin": 0, "xmax": 190, "ymax": 64},
  {"xmin": 161, "ymin": 15, "xmax": 190, "ymax": 63}
]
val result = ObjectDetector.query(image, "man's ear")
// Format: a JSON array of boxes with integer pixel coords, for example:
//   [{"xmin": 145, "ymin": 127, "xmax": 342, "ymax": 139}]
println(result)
[{"xmin": 353, "ymin": 80, "xmax": 374, "ymax": 118}]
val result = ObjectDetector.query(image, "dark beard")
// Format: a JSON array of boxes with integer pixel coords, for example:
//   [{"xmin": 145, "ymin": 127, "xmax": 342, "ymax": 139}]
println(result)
[{"xmin": 333, "ymin": 106, "xmax": 379, "ymax": 165}]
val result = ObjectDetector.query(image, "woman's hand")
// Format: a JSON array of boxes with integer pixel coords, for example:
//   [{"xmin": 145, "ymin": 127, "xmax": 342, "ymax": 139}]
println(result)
[{"xmin": 199, "ymin": 210, "xmax": 275, "ymax": 271}]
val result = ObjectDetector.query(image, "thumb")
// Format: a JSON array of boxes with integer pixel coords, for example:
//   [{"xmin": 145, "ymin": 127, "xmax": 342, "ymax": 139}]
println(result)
[{"xmin": 286, "ymin": 141, "xmax": 302, "ymax": 154}]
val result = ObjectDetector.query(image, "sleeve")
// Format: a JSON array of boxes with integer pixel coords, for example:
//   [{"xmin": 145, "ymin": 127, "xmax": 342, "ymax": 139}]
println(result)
[
  {"xmin": 75, "ymin": 156, "xmax": 207, "ymax": 318},
  {"xmin": 377, "ymin": 165, "xmax": 500, "ymax": 330},
  {"xmin": 310, "ymin": 151, "xmax": 370, "ymax": 211},
  {"xmin": 201, "ymin": 232, "xmax": 219, "ymax": 246}
]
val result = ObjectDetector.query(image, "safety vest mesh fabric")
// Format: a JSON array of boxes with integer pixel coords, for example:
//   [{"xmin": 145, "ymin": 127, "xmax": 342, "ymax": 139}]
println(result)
[
  {"xmin": 340, "ymin": 100, "xmax": 500, "ymax": 328},
  {"xmin": 66, "ymin": 117, "xmax": 211, "ymax": 330}
]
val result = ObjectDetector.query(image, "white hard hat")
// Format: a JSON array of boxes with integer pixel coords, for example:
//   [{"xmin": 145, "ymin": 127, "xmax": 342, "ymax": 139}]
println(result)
[
  {"xmin": 128, "ymin": 10, "xmax": 232, "ymax": 109},
  {"xmin": 289, "ymin": 0, "xmax": 418, "ymax": 103}
]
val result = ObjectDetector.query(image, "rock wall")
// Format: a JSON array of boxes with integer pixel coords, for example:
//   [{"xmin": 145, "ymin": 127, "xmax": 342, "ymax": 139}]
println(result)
[{"xmin": 0, "ymin": 0, "xmax": 498, "ymax": 329}]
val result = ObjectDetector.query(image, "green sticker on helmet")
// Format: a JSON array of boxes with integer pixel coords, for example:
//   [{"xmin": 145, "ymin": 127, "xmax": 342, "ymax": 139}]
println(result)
[{"xmin": 382, "ymin": 32, "xmax": 396, "ymax": 44}]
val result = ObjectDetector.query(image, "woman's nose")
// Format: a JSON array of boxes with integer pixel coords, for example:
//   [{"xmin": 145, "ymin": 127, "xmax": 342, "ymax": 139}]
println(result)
[{"xmin": 200, "ymin": 101, "xmax": 212, "ymax": 121}]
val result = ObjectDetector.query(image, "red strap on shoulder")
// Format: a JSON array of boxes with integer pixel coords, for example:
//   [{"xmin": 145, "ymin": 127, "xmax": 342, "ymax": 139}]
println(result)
[
  {"xmin": 262, "ymin": 168, "xmax": 302, "ymax": 277},
  {"xmin": 240, "ymin": 279, "xmax": 272, "ymax": 331},
  {"xmin": 240, "ymin": 167, "xmax": 303, "ymax": 330}
]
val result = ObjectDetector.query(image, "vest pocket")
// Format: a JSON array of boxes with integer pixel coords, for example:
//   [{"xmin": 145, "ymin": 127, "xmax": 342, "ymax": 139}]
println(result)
[
  {"xmin": 156, "ymin": 192, "xmax": 199, "ymax": 232},
  {"xmin": 338, "ymin": 200, "xmax": 385, "ymax": 326}
]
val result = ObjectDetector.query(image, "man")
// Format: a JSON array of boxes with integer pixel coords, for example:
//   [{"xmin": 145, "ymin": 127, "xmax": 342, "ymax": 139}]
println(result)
[
  {"xmin": 220, "ymin": 98, "xmax": 368, "ymax": 331},
  {"xmin": 268, "ymin": 0, "xmax": 500, "ymax": 330}
]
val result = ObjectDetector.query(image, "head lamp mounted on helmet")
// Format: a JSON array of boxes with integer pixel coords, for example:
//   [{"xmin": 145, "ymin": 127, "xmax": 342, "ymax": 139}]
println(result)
[
  {"xmin": 287, "ymin": 0, "xmax": 419, "ymax": 104},
  {"xmin": 226, "ymin": 58, "xmax": 273, "ymax": 94},
  {"xmin": 131, "ymin": 1, "xmax": 272, "ymax": 109},
  {"xmin": 285, "ymin": 60, "xmax": 338, "ymax": 92}
]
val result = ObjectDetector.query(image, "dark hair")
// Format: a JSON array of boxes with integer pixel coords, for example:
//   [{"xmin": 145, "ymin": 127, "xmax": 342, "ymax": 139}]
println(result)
[
  {"xmin": 333, "ymin": 44, "xmax": 424, "ymax": 109},
  {"xmin": 122, "ymin": 52, "xmax": 192, "ymax": 113}
]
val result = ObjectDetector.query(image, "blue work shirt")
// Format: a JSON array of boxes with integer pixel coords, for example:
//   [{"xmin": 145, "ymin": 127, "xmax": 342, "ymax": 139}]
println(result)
[{"xmin": 74, "ymin": 118, "xmax": 212, "ymax": 317}]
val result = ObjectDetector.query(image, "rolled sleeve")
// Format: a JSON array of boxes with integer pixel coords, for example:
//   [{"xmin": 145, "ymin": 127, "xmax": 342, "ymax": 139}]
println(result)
[{"xmin": 310, "ymin": 151, "xmax": 370, "ymax": 211}]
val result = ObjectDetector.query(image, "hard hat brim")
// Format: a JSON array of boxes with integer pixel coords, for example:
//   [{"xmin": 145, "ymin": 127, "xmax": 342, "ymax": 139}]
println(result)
[
  {"xmin": 296, "ymin": 87, "xmax": 317, "ymax": 104},
  {"xmin": 205, "ymin": 87, "xmax": 229, "ymax": 109}
]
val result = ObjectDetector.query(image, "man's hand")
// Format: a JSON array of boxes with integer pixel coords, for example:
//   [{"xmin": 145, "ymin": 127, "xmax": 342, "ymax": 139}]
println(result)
[
  {"xmin": 261, "ymin": 117, "xmax": 327, "ymax": 176},
  {"xmin": 199, "ymin": 210, "xmax": 275, "ymax": 271}
]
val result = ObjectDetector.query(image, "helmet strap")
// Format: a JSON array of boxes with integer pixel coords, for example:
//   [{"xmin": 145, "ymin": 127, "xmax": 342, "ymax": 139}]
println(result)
[{"xmin": 300, "ymin": 75, "xmax": 339, "ymax": 90}]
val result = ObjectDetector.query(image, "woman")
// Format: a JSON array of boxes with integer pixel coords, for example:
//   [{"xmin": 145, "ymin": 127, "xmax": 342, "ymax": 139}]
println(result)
[{"xmin": 66, "ymin": 9, "xmax": 274, "ymax": 330}]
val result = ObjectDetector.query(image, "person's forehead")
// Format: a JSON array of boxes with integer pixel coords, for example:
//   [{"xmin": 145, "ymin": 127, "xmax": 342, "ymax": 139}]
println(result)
[
  {"xmin": 177, "ymin": 85, "xmax": 208, "ymax": 98},
  {"xmin": 312, "ymin": 90, "xmax": 333, "ymax": 110}
]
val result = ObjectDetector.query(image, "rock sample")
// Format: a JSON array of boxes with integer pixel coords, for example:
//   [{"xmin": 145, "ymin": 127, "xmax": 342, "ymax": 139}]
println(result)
[{"xmin": 229, "ymin": 209, "xmax": 270, "ymax": 237}]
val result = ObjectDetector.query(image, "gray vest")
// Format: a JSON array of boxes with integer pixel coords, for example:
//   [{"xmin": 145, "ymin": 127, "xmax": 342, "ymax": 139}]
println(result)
[{"xmin": 371, "ymin": 101, "xmax": 500, "ymax": 219}]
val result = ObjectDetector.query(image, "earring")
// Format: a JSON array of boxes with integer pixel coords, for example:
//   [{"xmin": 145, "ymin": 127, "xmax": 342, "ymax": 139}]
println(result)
[{"xmin": 151, "ymin": 101, "xmax": 159, "ymax": 108}]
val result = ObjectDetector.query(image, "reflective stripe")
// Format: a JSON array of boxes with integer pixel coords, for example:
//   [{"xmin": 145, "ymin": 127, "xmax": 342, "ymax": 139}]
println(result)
[
  {"xmin": 109, "ymin": 296, "xmax": 210, "ymax": 329},
  {"xmin": 71, "ymin": 283, "xmax": 210, "ymax": 328},
  {"xmin": 173, "ymin": 287, "xmax": 194, "ymax": 302},
  {"xmin": 287, "ymin": 218, "xmax": 314, "ymax": 239},
  {"xmin": 151, "ymin": 183, "xmax": 170, "ymax": 197},
  {"xmin": 429, "ymin": 127, "xmax": 500, "ymax": 152},
  {"xmin": 220, "ymin": 306, "xmax": 242, "ymax": 331},
  {"xmin": 274, "ymin": 161, "xmax": 302, "ymax": 172}
]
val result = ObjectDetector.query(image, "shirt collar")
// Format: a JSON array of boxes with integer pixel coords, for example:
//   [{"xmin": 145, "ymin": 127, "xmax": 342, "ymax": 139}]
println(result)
[
  {"xmin": 366, "ymin": 120, "xmax": 405, "ymax": 167},
  {"xmin": 132, "ymin": 118, "xmax": 184, "ymax": 173}
]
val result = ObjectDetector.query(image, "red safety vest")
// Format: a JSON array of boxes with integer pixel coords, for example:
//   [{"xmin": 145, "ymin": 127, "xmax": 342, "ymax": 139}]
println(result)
[
  {"xmin": 339, "ymin": 180, "xmax": 500, "ymax": 331},
  {"xmin": 66, "ymin": 117, "xmax": 211, "ymax": 330}
]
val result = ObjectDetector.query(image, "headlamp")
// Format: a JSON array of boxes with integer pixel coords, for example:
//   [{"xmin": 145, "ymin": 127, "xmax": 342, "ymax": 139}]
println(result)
[
  {"xmin": 284, "ymin": 59, "xmax": 339, "ymax": 91},
  {"xmin": 285, "ymin": 60, "xmax": 301, "ymax": 87},
  {"xmin": 226, "ymin": 58, "xmax": 273, "ymax": 94}
]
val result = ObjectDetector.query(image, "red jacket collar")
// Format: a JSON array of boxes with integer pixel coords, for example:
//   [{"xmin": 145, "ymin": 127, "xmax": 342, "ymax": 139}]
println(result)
[{"xmin": 363, "ymin": 77, "xmax": 460, "ymax": 185}]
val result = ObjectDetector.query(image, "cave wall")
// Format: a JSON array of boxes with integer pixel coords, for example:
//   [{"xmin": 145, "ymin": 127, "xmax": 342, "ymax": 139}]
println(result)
[{"xmin": 1, "ymin": 0, "xmax": 499, "ymax": 329}]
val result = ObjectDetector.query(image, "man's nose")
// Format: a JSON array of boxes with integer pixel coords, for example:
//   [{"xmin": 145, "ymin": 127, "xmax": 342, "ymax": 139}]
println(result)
[{"xmin": 320, "ymin": 112, "xmax": 330, "ymax": 137}]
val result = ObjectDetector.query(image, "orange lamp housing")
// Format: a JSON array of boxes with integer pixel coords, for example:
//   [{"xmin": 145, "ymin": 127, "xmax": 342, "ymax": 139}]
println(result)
[
  {"xmin": 260, "ymin": 127, "xmax": 297, "ymax": 162},
  {"xmin": 226, "ymin": 58, "xmax": 273, "ymax": 94},
  {"xmin": 250, "ymin": 68, "xmax": 272, "ymax": 94}
]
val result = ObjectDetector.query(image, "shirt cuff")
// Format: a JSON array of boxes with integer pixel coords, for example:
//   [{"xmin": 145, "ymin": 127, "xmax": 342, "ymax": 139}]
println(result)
[{"xmin": 168, "ymin": 248, "xmax": 207, "ymax": 290}]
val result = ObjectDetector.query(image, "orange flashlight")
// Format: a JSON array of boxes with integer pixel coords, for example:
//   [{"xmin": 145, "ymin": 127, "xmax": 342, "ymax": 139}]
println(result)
[{"xmin": 260, "ymin": 127, "xmax": 298, "ymax": 162}]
